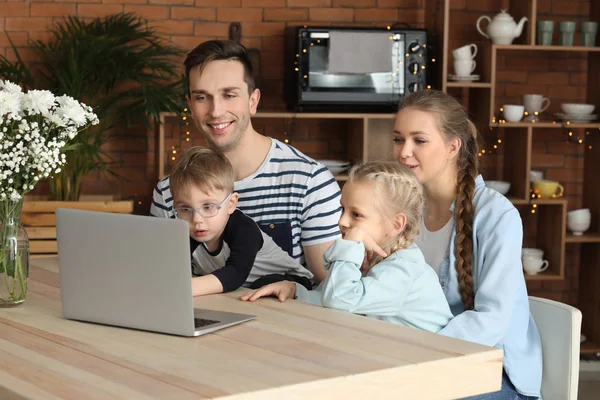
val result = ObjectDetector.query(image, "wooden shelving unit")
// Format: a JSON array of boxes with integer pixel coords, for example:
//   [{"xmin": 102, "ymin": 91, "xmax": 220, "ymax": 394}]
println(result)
[
  {"xmin": 494, "ymin": 44, "xmax": 600, "ymax": 52},
  {"xmin": 156, "ymin": 111, "xmax": 396, "ymax": 179},
  {"xmin": 581, "ymin": 340, "xmax": 600, "ymax": 355},
  {"xmin": 525, "ymin": 272, "xmax": 563, "ymax": 281},
  {"xmin": 439, "ymin": 0, "xmax": 600, "ymax": 354},
  {"xmin": 490, "ymin": 122, "xmax": 600, "ymax": 129},
  {"xmin": 446, "ymin": 82, "xmax": 492, "ymax": 88},
  {"xmin": 566, "ymin": 233, "xmax": 600, "ymax": 244}
]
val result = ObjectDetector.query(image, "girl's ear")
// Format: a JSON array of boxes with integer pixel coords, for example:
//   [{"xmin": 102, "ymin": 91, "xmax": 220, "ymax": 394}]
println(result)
[
  {"xmin": 388, "ymin": 212, "xmax": 407, "ymax": 237},
  {"xmin": 227, "ymin": 192, "xmax": 239, "ymax": 214}
]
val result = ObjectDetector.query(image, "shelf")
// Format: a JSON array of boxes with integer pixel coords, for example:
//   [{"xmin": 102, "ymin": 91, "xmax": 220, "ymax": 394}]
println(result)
[
  {"xmin": 510, "ymin": 198, "xmax": 568, "ymax": 206},
  {"xmin": 581, "ymin": 340, "xmax": 600, "ymax": 355},
  {"xmin": 255, "ymin": 112, "xmax": 396, "ymax": 119},
  {"xmin": 489, "ymin": 122, "xmax": 600, "ymax": 129},
  {"xmin": 566, "ymin": 233, "xmax": 600, "ymax": 243},
  {"xmin": 528, "ymin": 198, "xmax": 569, "ymax": 205},
  {"xmin": 159, "ymin": 111, "xmax": 397, "ymax": 120},
  {"xmin": 524, "ymin": 271, "xmax": 563, "ymax": 280},
  {"xmin": 446, "ymin": 82, "xmax": 492, "ymax": 89},
  {"xmin": 494, "ymin": 44, "xmax": 600, "ymax": 52}
]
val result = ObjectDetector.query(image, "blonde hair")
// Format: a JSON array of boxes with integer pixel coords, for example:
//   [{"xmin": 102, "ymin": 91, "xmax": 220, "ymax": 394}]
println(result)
[
  {"xmin": 398, "ymin": 90, "xmax": 479, "ymax": 310},
  {"xmin": 169, "ymin": 147, "xmax": 234, "ymax": 199},
  {"xmin": 348, "ymin": 160, "xmax": 424, "ymax": 259}
]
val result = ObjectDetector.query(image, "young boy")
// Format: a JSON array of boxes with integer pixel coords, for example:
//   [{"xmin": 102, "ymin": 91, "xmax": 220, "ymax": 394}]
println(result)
[{"xmin": 169, "ymin": 146, "xmax": 313, "ymax": 296}]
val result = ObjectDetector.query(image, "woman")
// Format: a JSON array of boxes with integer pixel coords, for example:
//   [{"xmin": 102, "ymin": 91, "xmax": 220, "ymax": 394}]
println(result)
[{"xmin": 393, "ymin": 90, "xmax": 542, "ymax": 399}]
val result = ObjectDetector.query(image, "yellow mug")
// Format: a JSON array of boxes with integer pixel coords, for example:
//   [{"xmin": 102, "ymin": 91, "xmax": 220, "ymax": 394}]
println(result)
[{"xmin": 531, "ymin": 180, "xmax": 564, "ymax": 199}]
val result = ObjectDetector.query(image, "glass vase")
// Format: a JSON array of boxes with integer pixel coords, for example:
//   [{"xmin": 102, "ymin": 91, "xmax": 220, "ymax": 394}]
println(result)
[{"xmin": 0, "ymin": 199, "xmax": 30, "ymax": 307}]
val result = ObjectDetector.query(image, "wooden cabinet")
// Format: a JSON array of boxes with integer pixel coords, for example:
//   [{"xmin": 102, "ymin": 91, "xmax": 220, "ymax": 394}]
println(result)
[{"xmin": 437, "ymin": 0, "xmax": 600, "ymax": 354}]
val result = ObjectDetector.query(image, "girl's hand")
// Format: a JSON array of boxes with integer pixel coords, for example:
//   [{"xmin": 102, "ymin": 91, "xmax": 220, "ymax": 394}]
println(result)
[
  {"xmin": 240, "ymin": 281, "xmax": 297, "ymax": 302},
  {"xmin": 343, "ymin": 227, "xmax": 388, "ymax": 260}
]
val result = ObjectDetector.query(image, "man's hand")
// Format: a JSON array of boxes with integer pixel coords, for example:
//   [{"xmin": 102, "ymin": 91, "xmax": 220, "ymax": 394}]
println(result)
[{"xmin": 240, "ymin": 281, "xmax": 297, "ymax": 302}]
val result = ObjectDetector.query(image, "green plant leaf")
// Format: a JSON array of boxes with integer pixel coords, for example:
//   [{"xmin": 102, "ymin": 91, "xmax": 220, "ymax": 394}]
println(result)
[{"xmin": 0, "ymin": 13, "xmax": 186, "ymax": 200}]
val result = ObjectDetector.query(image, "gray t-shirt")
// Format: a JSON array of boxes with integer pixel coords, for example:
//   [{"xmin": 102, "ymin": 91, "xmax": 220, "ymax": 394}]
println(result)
[{"xmin": 191, "ymin": 209, "xmax": 312, "ymax": 291}]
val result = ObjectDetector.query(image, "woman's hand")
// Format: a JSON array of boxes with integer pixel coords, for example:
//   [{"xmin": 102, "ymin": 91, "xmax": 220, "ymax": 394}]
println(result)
[{"xmin": 240, "ymin": 281, "xmax": 297, "ymax": 302}]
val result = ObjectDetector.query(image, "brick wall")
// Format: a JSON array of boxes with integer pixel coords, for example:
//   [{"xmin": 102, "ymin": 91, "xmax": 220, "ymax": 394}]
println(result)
[
  {"xmin": 1, "ymin": 0, "xmax": 593, "ymax": 304},
  {"xmin": 0, "ymin": 0, "xmax": 426, "ymax": 207}
]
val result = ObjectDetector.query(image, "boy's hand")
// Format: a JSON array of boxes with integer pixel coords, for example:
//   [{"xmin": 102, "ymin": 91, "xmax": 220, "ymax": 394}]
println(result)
[
  {"xmin": 240, "ymin": 281, "xmax": 297, "ymax": 303},
  {"xmin": 343, "ymin": 227, "xmax": 387, "ymax": 260}
]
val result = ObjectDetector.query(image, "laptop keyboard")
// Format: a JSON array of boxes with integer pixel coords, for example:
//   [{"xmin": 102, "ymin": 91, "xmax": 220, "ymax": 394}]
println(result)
[{"xmin": 194, "ymin": 317, "xmax": 220, "ymax": 328}]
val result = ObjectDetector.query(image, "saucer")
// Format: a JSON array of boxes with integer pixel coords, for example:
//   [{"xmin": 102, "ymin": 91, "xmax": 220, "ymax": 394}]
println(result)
[
  {"xmin": 448, "ymin": 74, "xmax": 480, "ymax": 82},
  {"xmin": 555, "ymin": 112, "xmax": 598, "ymax": 122}
]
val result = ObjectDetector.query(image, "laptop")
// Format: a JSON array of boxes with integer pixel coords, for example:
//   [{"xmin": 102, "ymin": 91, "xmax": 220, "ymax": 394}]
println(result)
[{"xmin": 55, "ymin": 208, "xmax": 255, "ymax": 337}]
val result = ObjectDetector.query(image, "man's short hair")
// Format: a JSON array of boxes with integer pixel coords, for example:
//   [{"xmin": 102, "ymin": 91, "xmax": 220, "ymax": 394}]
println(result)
[
  {"xmin": 170, "ymin": 146, "xmax": 235, "ymax": 199},
  {"xmin": 184, "ymin": 40, "xmax": 256, "ymax": 95}
]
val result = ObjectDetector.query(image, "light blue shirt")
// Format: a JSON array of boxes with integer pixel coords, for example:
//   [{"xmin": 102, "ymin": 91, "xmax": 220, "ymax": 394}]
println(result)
[
  {"xmin": 434, "ymin": 175, "xmax": 543, "ymax": 398},
  {"xmin": 295, "ymin": 238, "xmax": 453, "ymax": 333}
]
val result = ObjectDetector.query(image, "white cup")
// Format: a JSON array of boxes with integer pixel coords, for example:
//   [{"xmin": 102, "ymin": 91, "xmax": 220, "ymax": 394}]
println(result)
[
  {"xmin": 502, "ymin": 104, "xmax": 525, "ymax": 122},
  {"xmin": 522, "ymin": 256, "xmax": 549, "ymax": 275},
  {"xmin": 522, "ymin": 248, "xmax": 544, "ymax": 259},
  {"xmin": 523, "ymin": 94, "xmax": 551, "ymax": 114},
  {"xmin": 452, "ymin": 44, "xmax": 478, "ymax": 60},
  {"xmin": 454, "ymin": 59, "xmax": 476, "ymax": 77}
]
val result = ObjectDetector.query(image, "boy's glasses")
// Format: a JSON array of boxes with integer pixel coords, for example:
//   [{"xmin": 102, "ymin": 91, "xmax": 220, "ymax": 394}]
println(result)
[{"xmin": 174, "ymin": 193, "xmax": 232, "ymax": 220}]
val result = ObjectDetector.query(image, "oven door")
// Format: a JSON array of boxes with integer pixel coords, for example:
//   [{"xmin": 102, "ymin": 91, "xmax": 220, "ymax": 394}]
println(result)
[{"xmin": 300, "ymin": 30, "xmax": 405, "ymax": 104}]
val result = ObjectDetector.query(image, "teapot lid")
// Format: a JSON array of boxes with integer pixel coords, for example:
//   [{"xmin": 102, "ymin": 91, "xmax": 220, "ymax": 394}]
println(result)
[{"xmin": 494, "ymin": 9, "xmax": 513, "ymax": 20}]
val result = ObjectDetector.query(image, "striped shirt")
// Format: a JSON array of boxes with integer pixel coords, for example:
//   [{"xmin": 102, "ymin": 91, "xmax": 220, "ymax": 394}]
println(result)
[{"xmin": 150, "ymin": 139, "xmax": 342, "ymax": 267}]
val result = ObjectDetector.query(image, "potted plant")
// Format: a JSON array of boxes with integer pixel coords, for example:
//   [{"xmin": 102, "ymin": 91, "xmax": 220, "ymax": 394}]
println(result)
[
  {"xmin": 0, "ymin": 12, "xmax": 186, "ymax": 201},
  {"xmin": 0, "ymin": 12, "xmax": 186, "ymax": 257}
]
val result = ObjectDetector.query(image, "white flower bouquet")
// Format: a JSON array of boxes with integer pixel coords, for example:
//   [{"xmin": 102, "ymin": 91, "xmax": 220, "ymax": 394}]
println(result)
[{"xmin": 0, "ymin": 80, "xmax": 98, "ymax": 306}]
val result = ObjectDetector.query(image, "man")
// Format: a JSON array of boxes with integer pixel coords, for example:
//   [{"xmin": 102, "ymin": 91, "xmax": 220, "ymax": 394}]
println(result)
[{"xmin": 150, "ymin": 40, "xmax": 341, "ymax": 283}]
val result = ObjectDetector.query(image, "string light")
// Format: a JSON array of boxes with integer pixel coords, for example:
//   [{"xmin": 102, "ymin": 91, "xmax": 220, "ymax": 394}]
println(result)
[{"xmin": 281, "ymin": 119, "xmax": 296, "ymax": 145}]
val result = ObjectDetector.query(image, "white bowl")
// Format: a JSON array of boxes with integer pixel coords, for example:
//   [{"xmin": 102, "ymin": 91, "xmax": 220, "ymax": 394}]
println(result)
[
  {"xmin": 319, "ymin": 159, "xmax": 350, "ymax": 167},
  {"xmin": 561, "ymin": 103, "xmax": 596, "ymax": 115},
  {"xmin": 325, "ymin": 165, "xmax": 350, "ymax": 175},
  {"xmin": 530, "ymin": 170, "xmax": 544, "ymax": 182},
  {"xmin": 485, "ymin": 180, "xmax": 511, "ymax": 195},
  {"xmin": 567, "ymin": 208, "xmax": 591, "ymax": 219},
  {"xmin": 567, "ymin": 219, "xmax": 591, "ymax": 236},
  {"xmin": 502, "ymin": 104, "xmax": 525, "ymax": 122},
  {"xmin": 568, "ymin": 217, "xmax": 591, "ymax": 229}
]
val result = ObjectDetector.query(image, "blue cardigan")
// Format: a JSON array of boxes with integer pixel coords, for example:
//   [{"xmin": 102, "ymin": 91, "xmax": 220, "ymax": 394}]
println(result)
[{"xmin": 436, "ymin": 175, "xmax": 543, "ymax": 398}]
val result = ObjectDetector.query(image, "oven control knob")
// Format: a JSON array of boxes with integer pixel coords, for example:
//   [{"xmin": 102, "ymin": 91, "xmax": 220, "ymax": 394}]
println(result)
[
  {"xmin": 408, "ymin": 62, "xmax": 420, "ymax": 75},
  {"xmin": 408, "ymin": 42, "xmax": 421, "ymax": 53},
  {"xmin": 408, "ymin": 82, "xmax": 421, "ymax": 93}
]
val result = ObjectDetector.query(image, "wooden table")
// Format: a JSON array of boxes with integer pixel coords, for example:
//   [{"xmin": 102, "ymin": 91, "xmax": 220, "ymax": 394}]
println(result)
[{"xmin": 0, "ymin": 257, "xmax": 502, "ymax": 399}]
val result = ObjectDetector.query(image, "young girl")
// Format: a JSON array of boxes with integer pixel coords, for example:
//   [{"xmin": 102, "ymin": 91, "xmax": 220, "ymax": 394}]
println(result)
[
  {"xmin": 393, "ymin": 90, "xmax": 542, "ymax": 399},
  {"xmin": 241, "ymin": 161, "xmax": 453, "ymax": 333}
]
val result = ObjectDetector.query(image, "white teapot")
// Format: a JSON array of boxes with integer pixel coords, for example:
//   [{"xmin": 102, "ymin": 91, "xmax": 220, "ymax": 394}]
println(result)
[{"xmin": 476, "ymin": 10, "xmax": 528, "ymax": 45}]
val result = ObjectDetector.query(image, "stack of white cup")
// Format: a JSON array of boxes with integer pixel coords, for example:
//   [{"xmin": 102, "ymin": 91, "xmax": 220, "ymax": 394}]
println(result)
[
  {"xmin": 452, "ymin": 43, "xmax": 477, "ymax": 77},
  {"xmin": 522, "ymin": 248, "xmax": 549, "ymax": 275}
]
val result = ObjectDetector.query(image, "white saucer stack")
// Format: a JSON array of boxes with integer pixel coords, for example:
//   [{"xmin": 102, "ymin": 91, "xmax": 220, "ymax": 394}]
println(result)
[
  {"xmin": 556, "ymin": 103, "xmax": 597, "ymax": 122},
  {"xmin": 319, "ymin": 160, "xmax": 350, "ymax": 175}
]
